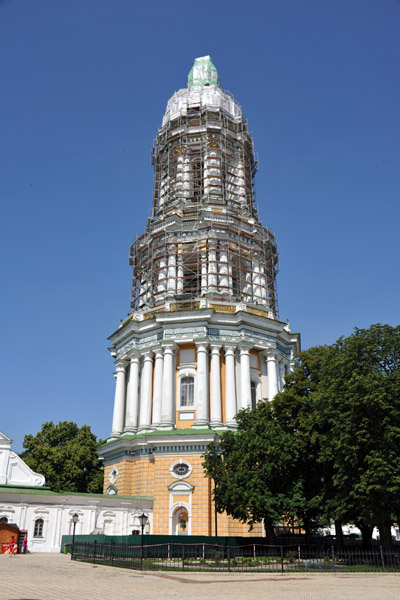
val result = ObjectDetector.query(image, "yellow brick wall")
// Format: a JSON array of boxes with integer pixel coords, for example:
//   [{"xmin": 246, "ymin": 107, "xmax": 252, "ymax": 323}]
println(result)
[{"xmin": 104, "ymin": 455, "xmax": 263, "ymax": 537}]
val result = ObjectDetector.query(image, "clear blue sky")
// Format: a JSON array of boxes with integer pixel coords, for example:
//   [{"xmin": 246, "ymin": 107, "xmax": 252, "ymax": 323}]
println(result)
[{"xmin": 1, "ymin": 0, "xmax": 399, "ymax": 452}]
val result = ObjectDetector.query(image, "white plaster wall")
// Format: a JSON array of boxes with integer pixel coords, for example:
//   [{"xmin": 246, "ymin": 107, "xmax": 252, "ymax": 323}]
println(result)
[{"xmin": 0, "ymin": 500, "xmax": 153, "ymax": 553}]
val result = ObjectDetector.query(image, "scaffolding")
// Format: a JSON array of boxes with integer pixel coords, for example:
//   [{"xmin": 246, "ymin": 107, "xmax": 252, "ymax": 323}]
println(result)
[{"xmin": 129, "ymin": 86, "xmax": 279, "ymax": 316}]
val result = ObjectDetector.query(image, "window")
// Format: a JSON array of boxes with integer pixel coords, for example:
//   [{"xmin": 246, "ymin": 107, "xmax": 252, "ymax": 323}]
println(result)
[
  {"xmin": 170, "ymin": 459, "xmax": 192, "ymax": 479},
  {"xmin": 34, "ymin": 518, "xmax": 44, "ymax": 538},
  {"xmin": 0, "ymin": 516, "xmax": 8, "ymax": 523},
  {"xmin": 181, "ymin": 376, "xmax": 194, "ymax": 406},
  {"xmin": 173, "ymin": 463, "xmax": 189, "ymax": 477},
  {"xmin": 251, "ymin": 381, "xmax": 257, "ymax": 410}
]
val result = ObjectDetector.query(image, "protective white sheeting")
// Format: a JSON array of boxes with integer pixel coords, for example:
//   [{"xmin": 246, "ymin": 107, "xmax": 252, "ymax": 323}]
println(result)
[{"xmin": 162, "ymin": 86, "xmax": 242, "ymax": 127}]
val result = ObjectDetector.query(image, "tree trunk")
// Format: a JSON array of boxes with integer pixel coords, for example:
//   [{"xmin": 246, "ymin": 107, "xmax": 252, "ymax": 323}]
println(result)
[
  {"xmin": 378, "ymin": 522, "xmax": 393, "ymax": 550},
  {"xmin": 356, "ymin": 521, "xmax": 373, "ymax": 550},
  {"xmin": 334, "ymin": 520, "xmax": 344, "ymax": 551},
  {"xmin": 264, "ymin": 519, "xmax": 276, "ymax": 544},
  {"xmin": 303, "ymin": 515, "xmax": 311, "ymax": 543}
]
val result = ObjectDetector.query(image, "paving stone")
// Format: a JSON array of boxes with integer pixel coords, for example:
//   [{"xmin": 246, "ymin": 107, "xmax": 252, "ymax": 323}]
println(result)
[{"xmin": 0, "ymin": 554, "xmax": 399, "ymax": 600}]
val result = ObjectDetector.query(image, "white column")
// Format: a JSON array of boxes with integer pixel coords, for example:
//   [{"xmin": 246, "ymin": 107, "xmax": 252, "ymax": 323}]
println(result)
[
  {"xmin": 138, "ymin": 351, "xmax": 154, "ymax": 432},
  {"xmin": 193, "ymin": 341, "xmax": 209, "ymax": 427},
  {"xmin": 278, "ymin": 360, "xmax": 285, "ymax": 393},
  {"xmin": 252, "ymin": 260, "xmax": 262, "ymax": 302},
  {"xmin": 224, "ymin": 344, "xmax": 237, "ymax": 427},
  {"xmin": 167, "ymin": 245, "xmax": 177, "ymax": 294},
  {"xmin": 158, "ymin": 257, "xmax": 167, "ymax": 293},
  {"xmin": 201, "ymin": 251, "xmax": 208, "ymax": 294},
  {"xmin": 260, "ymin": 266, "xmax": 267, "ymax": 304},
  {"xmin": 54, "ymin": 507, "xmax": 63, "ymax": 551},
  {"xmin": 125, "ymin": 353, "xmax": 140, "ymax": 432},
  {"xmin": 239, "ymin": 344, "xmax": 252, "ymax": 410},
  {"xmin": 111, "ymin": 360, "xmax": 128, "ymax": 436},
  {"xmin": 51, "ymin": 508, "xmax": 61, "ymax": 550},
  {"xmin": 245, "ymin": 261, "xmax": 253, "ymax": 299},
  {"xmin": 208, "ymin": 248, "xmax": 217, "ymax": 289},
  {"xmin": 219, "ymin": 248, "xmax": 229, "ymax": 292},
  {"xmin": 177, "ymin": 259, "xmax": 184, "ymax": 294},
  {"xmin": 151, "ymin": 347, "xmax": 164, "ymax": 428},
  {"xmin": 160, "ymin": 343, "xmax": 176, "ymax": 428},
  {"xmin": 182, "ymin": 155, "xmax": 191, "ymax": 199},
  {"xmin": 266, "ymin": 350, "xmax": 279, "ymax": 400},
  {"xmin": 210, "ymin": 344, "xmax": 222, "ymax": 428}
]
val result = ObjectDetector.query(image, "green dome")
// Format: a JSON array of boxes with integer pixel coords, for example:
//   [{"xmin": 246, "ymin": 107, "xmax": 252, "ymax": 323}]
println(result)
[{"xmin": 187, "ymin": 56, "xmax": 220, "ymax": 88}]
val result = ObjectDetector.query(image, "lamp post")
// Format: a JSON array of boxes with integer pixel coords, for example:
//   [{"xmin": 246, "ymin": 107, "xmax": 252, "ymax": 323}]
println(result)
[
  {"xmin": 71, "ymin": 513, "xmax": 79, "ymax": 561},
  {"xmin": 138, "ymin": 513, "xmax": 148, "ymax": 570}
]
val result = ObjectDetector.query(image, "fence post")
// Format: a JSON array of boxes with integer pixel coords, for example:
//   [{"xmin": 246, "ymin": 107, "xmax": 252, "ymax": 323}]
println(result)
[
  {"xmin": 227, "ymin": 544, "xmax": 231, "ymax": 572},
  {"xmin": 182, "ymin": 544, "xmax": 185, "ymax": 571},
  {"xmin": 379, "ymin": 546, "xmax": 386, "ymax": 572},
  {"xmin": 280, "ymin": 546, "xmax": 284, "ymax": 573},
  {"xmin": 110, "ymin": 539, "xmax": 114, "ymax": 566},
  {"xmin": 331, "ymin": 545, "xmax": 336, "ymax": 572},
  {"xmin": 93, "ymin": 540, "xmax": 97, "ymax": 565},
  {"xmin": 168, "ymin": 543, "xmax": 170, "ymax": 560}
]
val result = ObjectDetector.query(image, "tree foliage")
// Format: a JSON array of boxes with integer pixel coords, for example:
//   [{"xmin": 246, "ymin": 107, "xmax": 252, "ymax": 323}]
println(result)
[
  {"xmin": 273, "ymin": 346, "xmax": 330, "ymax": 537},
  {"xmin": 21, "ymin": 421, "xmax": 104, "ymax": 493},
  {"xmin": 316, "ymin": 324, "xmax": 400, "ymax": 547},
  {"xmin": 203, "ymin": 324, "xmax": 400, "ymax": 548},
  {"xmin": 203, "ymin": 401, "xmax": 299, "ymax": 542}
]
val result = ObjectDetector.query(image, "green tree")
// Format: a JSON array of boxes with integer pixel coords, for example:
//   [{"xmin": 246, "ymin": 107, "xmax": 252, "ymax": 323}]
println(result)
[
  {"xmin": 203, "ymin": 401, "xmax": 299, "ymax": 543},
  {"xmin": 21, "ymin": 421, "xmax": 104, "ymax": 493},
  {"xmin": 316, "ymin": 324, "xmax": 400, "ymax": 548},
  {"xmin": 273, "ymin": 346, "xmax": 330, "ymax": 540}
]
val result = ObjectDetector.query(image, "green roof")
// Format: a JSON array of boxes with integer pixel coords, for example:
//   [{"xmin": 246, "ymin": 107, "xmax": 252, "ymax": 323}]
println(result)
[{"xmin": 0, "ymin": 484, "xmax": 152, "ymax": 500}]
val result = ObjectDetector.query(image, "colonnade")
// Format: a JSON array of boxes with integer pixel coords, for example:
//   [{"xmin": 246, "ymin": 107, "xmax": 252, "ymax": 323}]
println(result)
[
  {"xmin": 111, "ymin": 343, "xmax": 289, "ymax": 437},
  {"xmin": 152, "ymin": 242, "xmax": 271, "ymax": 304}
]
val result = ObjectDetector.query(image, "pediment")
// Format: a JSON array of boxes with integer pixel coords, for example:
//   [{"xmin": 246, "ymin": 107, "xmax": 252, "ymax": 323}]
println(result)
[{"xmin": 168, "ymin": 480, "xmax": 193, "ymax": 492}]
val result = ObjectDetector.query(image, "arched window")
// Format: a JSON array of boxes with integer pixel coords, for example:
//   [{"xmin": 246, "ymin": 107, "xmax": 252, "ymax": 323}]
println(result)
[
  {"xmin": 34, "ymin": 518, "xmax": 44, "ymax": 538},
  {"xmin": 180, "ymin": 376, "xmax": 194, "ymax": 406},
  {"xmin": 251, "ymin": 381, "xmax": 257, "ymax": 410},
  {"xmin": 0, "ymin": 516, "xmax": 8, "ymax": 524}
]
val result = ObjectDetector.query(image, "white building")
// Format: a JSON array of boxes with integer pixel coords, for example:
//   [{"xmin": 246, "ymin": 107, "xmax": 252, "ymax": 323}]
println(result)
[{"xmin": 0, "ymin": 432, "xmax": 152, "ymax": 552}]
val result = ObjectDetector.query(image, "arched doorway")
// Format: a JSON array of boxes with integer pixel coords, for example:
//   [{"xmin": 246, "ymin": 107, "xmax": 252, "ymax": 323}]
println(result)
[{"xmin": 172, "ymin": 507, "xmax": 189, "ymax": 536}]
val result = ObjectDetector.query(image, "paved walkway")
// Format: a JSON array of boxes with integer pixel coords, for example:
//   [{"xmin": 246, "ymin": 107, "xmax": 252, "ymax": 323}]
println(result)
[{"xmin": 0, "ymin": 553, "xmax": 399, "ymax": 600}]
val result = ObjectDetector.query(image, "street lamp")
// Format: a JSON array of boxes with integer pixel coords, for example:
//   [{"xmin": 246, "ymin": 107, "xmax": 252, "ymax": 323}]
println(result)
[
  {"xmin": 138, "ymin": 513, "xmax": 148, "ymax": 570},
  {"xmin": 71, "ymin": 513, "xmax": 79, "ymax": 561},
  {"xmin": 179, "ymin": 514, "xmax": 187, "ymax": 532}
]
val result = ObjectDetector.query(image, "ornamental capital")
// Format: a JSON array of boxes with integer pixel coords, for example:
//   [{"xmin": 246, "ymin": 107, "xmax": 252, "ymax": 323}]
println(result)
[
  {"xmin": 115, "ymin": 359, "xmax": 128, "ymax": 371},
  {"xmin": 210, "ymin": 343, "xmax": 222, "ymax": 354},
  {"xmin": 238, "ymin": 342, "xmax": 252, "ymax": 354},
  {"xmin": 263, "ymin": 348, "xmax": 277, "ymax": 361}
]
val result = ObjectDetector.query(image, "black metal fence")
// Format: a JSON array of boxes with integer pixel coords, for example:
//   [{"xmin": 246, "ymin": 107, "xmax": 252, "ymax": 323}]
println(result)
[{"xmin": 71, "ymin": 541, "xmax": 400, "ymax": 572}]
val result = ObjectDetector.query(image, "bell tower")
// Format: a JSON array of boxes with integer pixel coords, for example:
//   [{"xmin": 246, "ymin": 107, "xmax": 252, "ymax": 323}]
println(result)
[{"xmin": 100, "ymin": 57, "xmax": 300, "ymax": 536}]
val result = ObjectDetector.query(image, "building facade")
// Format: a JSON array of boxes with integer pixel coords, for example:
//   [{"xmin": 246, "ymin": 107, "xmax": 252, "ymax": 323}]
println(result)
[
  {"xmin": 0, "ymin": 432, "xmax": 152, "ymax": 552},
  {"xmin": 100, "ymin": 57, "xmax": 300, "ymax": 536}
]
